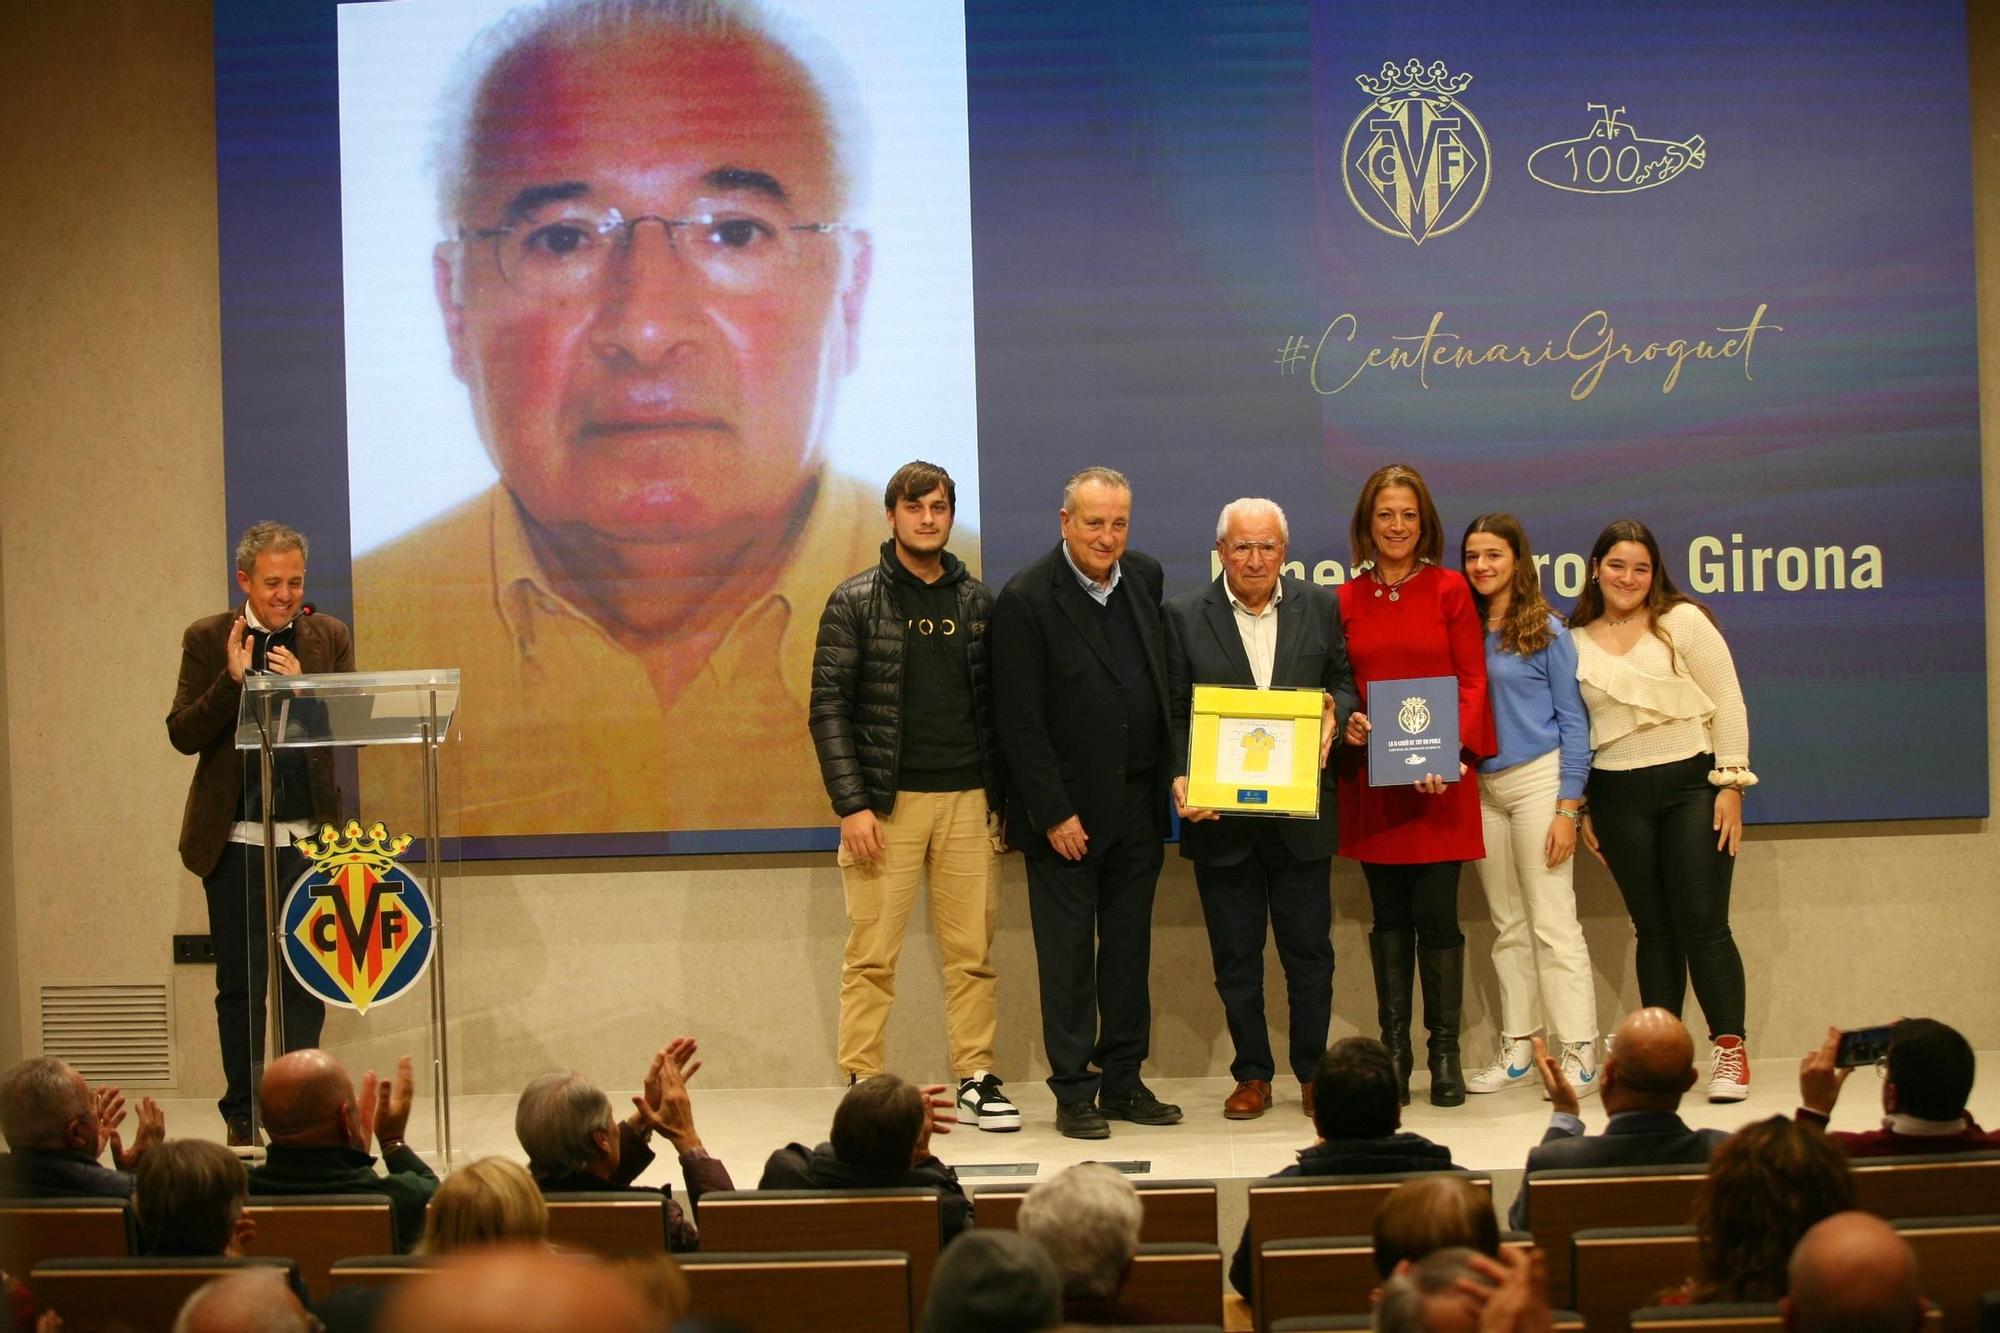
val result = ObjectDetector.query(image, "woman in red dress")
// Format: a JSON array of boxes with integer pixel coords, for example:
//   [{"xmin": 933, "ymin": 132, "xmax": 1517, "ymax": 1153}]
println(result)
[{"xmin": 1337, "ymin": 464, "xmax": 1495, "ymax": 1105}]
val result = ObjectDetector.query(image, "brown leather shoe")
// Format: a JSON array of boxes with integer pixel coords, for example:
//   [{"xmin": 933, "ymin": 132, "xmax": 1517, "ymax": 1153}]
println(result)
[
  {"xmin": 1301, "ymin": 1080, "xmax": 1316, "ymax": 1120},
  {"xmin": 1223, "ymin": 1079, "xmax": 1271, "ymax": 1119}
]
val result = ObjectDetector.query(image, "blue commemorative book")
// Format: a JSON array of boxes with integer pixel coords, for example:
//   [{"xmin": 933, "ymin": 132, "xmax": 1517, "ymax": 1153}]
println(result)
[{"xmin": 1366, "ymin": 676, "xmax": 1459, "ymax": 787}]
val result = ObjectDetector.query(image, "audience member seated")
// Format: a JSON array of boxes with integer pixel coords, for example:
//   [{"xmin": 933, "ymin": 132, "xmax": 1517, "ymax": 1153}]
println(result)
[
  {"xmin": 516, "ymin": 1037, "xmax": 733, "ymax": 1251},
  {"xmin": 245, "ymin": 1050, "xmax": 437, "ymax": 1253},
  {"xmin": 1663, "ymin": 1115, "xmax": 1854, "ymax": 1305},
  {"xmin": 377, "ymin": 1246, "xmax": 654, "ymax": 1333},
  {"xmin": 0, "ymin": 1056, "xmax": 163, "ymax": 1198},
  {"xmin": 135, "ymin": 1138, "xmax": 254, "ymax": 1256},
  {"xmin": 1796, "ymin": 1019, "xmax": 2000, "ymax": 1156},
  {"xmin": 1781, "ymin": 1211, "xmax": 1924, "ymax": 1333},
  {"xmin": 172, "ymin": 1270, "xmax": 315, "ymax": 1333},
  {"xmin": 758, "ymin": 1073, "xmax": 971, "ymax": 1243},
  {"xmin": 920, "ymin": 1229, "xmax": 1063, "ymax": 1333},
  {"xmin": 1376, "ymin": 1246, "xmax": 1554, "ymax": 1333},
  {"xmin": 1228, "ymin": 1037, "xmax": 1460, "ymax": 1295},
  {"xmin": 1374, "ymin": 1174, "xmax": 1503, "ymax": 1279},
  {"xmin": 420, "ymin": 1156, "xmax": 550, "ymax": 1255},
  {"xmin": 1016, "ymin": 1163, "xmax": 1149, "ymax": 1326},
  {"xmin": 1508, "ymin": 1007, "xmax": 1729, "ymax": 1229}
]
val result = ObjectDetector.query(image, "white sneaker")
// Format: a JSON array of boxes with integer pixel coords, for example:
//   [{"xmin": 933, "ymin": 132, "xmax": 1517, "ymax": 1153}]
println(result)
[
  {"xmin": 1707, "ymin": 1036, "xmax": 1751, "ymax": 1102},
  {"xmin": 1557, "ymin": 1039, "xmax": 1601, "ymax": 1099},
  {"xmin": 957, "ymin": 1073, "xmax": 1022, "ymax": 1131},
  {"xmin": 1465, "ymin": 1037, "xmax": 1537, "ymax": 1094}
]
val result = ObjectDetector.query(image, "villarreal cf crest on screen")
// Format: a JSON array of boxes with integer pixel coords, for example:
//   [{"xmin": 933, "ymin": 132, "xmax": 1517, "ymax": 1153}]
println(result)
[{"xmin": 282, "ymin": 821, "xmax": 435, "ymax": 1014}]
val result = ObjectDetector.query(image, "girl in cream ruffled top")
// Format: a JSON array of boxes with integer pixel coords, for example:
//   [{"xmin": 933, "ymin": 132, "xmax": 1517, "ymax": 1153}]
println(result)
[{"xmin": 1573, "ymin": 601, "xmax": 1753, "ymax": 783}]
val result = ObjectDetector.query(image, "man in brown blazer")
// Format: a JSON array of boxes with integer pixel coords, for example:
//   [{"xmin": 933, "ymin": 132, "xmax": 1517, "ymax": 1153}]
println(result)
[{"xmin": 168, "ymin": 521, "xmax": 353, "ymax": 1144}]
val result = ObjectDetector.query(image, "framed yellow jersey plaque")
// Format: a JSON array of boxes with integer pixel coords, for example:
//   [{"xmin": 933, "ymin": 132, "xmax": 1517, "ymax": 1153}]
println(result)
[{"xmin": 1184, "ymin": 684, "xmax": 1323, "ymax": 817}]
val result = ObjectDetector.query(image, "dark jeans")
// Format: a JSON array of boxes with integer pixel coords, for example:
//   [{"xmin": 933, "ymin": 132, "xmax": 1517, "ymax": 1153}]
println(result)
[
  {"xmin": 1191, "ymin": 827, "xmax": 1333, "ymax": 1085},
  {"xmin": 1360, "ymin": 861, "xmax": 1465, "ymax": 949},
  {"xmin": 1586, "ymin": 753, "xmax": 1746, "ymax": 1040},
  {"xmin": 204, "ymin": 840, "xmax": 326, "ymax": 1121},
  {"xmin": 1025, "ymin": 774, "xmax": 1166, "ymax": 1104}
]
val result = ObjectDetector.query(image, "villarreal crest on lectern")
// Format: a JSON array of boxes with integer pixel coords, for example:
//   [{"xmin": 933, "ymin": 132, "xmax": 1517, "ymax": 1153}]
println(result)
[{"xmin": 281, "ymin": 820, "xmax": 436, "ymax": 1015}]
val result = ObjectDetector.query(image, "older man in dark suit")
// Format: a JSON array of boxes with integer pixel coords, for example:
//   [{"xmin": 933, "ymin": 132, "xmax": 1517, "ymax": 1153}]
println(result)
[
  {"xmin": 1507, "ymin": 1007, "xmax": 1727, "ymax": 1230},
  {"xmin": 993, "ymin": 467, "xmax": 1179, "ymax": 1140},
  {"xmin": 1165, "ymin": 498, "xmax": 1357, "ymax": 1120},
  {"xmin": 168, "ymin": 521, "xmax": 353, "ymax": 1145}
]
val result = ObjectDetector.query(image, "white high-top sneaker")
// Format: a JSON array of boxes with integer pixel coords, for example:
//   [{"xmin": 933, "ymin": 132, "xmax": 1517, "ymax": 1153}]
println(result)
[
  {"xmin": 1465, "ymin": 1036, "xmax": 1537, "ymax": 1094},
  {"xmin": 1556, "ymin": 1038, "xmax": 1601, "ymax": 1099}
]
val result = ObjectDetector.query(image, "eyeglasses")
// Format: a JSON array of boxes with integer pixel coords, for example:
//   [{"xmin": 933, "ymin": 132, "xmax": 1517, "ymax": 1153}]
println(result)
[
  {"xmin": 1225, "ymin": 540, "xmax": 1283, "ymax": 558},
  {"xmin": 469, "ymin": 204, "xmax": 849, "ymax": 300}
]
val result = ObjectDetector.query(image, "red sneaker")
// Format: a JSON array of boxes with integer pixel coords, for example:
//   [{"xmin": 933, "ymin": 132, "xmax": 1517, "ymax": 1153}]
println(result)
[{"xmin": 1707, "ymin": 1035, "xmax": 1750, "ymax": 1102}]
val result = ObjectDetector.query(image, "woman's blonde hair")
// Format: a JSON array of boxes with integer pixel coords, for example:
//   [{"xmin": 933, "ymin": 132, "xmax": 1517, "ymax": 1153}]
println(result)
[{"xmin": 419, "ymin": 1156, "xmax": 550, "ymax": 1255}]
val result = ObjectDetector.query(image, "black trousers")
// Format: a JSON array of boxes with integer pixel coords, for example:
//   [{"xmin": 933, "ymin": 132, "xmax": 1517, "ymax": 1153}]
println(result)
[
  {"xmin": 1586, "ymin": 753, "xmax": 1746, "ymax": 1040},
  {"xmin": 1360, "ymin": 860, "xmax": 1465, "ymax": 948},
  {"xmin": 204, "ymin": 841, "xmax": 326, "ymax": 1121},
  {"xmin": 1191, "ymin": 826, "xmax": 1333, "ymax": 1085},
  {"xmin": 1025, "ymin": 775, "xmax": 1166, "ymax": 1104}
]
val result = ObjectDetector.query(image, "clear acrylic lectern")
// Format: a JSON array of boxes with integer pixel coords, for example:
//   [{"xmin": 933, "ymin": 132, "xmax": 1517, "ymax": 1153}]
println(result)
[{"xmin": 235, "ymin": 668, "xmax": 460, "ymax": 1164}]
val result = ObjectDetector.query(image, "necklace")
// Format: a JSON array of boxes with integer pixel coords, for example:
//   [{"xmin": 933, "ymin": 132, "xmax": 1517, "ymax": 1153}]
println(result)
[
  {"xmin": 1371, "ymin": 561, "xmax": 1425, "ymax": 602},
  {"xmin": 1604, "ymin": 612, "xmax": 1645, "ymax": 628}
]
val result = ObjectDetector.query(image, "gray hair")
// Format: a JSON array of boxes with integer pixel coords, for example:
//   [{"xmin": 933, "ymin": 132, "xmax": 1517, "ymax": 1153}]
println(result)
[
  {"xmin": 1061, "ymin": 466, "xmax": 1132, "ymax": 512},
  {"xmin": 234, "ymin": 522, "xmax": 308, "ymax": 577},
  {"xmin": 172, "ymin": 1271, "xmax": 312, "ymax": 1333},
  {"xmin": 0, "ymin": 1057, "xmax": 88, "ymax": 1150},
  {"xmin": 1216, "ymin": 497, "xmax": 1289, "ymax": 544},
  {"xmin": 1016, "ymin": 1162, "xmax": 1142, "ymax": 1303},
  {"xmin": 431, "ymin": 0, "xmax": 872, "ymax": 232},
  {"xmin": 1373, "ymin": 1246, "xmax": 1488, "ymax": 1333},
  {"xmin": 515, "ymin": 1071, "xmax": 614, "ymax": 1178}
]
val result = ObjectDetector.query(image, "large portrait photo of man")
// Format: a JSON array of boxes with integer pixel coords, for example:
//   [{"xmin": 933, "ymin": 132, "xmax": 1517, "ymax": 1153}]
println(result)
[{"xmin": 338, "ymin": 0, "xmax": 979, "ymax": 842}]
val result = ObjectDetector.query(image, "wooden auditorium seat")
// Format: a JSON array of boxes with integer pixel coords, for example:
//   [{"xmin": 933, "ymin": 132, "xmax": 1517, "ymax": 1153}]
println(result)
[
  {"xmin": 1852, "ymin": 1152, "xmax": 2000, "ymax": 1221},
  {"xmin": 1122, "ymin": 1242, "xmax": 1225, "ymax": 1327},
  {"xmin": 1257, "ymin": 1232, "xmax": 1536, "ymax": 1328},
  {"xmin": 28, "ymin": 1256, "xmax": 301, "ymax": 1332},
  {"xmin": 1523, "ymin": 1163, "xmax": 1705, "ymax": 1306},
  {"xmin": 694, "ymin": 1188, "xmax": 943, "ymax": 1317},
  {"xmin": 0, "ymin": 1196, "xmax": 132, "ymax": 1276},
  {"xmin": 1242, "ymin": 1172, "xmax": 1492, "ymax": 1330},
  {"xmin": 240, "ymin": 1193, "xmax": 395, "ymax": 1298},
  {"xmin": 970, "ymin": 1178, "xmax": 1219, "ymax": 1243},
  {"xmin": 1569, "ymin": 1225, "xmax": 1698, "ymax": 1333},
  {"xmin": 328, "ymin": 1253, "xmax": 434, "ymax": 1290},
  {"xmin": 676, "ymin": 1249, "xmax": 911, "ymax": 1333},
  {"xmin": 541, "ymin": 1190, "xmax": 673, "ymax": 1254},
  {"xmin": 1893, "ymin": 1214, "xmax": 2000, "ymax": 1333}
]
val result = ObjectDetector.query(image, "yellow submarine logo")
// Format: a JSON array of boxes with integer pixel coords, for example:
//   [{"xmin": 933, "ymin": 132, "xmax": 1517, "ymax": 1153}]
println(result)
[
  {"xmin": 280, "ymin": 821, "xmax": 435, "ymax": 1015},
  {"xmin": 1527, "ymin": 104, "xmax": 1706, "ymax": 195},
  {"xmin": 1343, "ymin": 59, "xmax": 1490, "ymax": 245}
]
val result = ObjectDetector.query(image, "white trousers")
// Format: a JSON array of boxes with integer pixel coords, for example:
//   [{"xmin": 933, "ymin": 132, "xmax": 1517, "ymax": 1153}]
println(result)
[{"xmin": 1472, "ymin": 748, "xmax": 1597, "ymax": 1042}]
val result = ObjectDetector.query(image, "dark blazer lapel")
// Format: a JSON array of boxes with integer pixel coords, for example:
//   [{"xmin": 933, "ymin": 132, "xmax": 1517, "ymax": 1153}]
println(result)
[
  {"xmin": 1049, "ymin": 549, "xmax": 1119, "ymax": 678},
  {"xmin": 1125, "ymin": 563, "xmax": 1172, "ymax": 717},
  {"xmin": 1200, "ymin": 580, "xmax": 1256, "ymax": 685}
]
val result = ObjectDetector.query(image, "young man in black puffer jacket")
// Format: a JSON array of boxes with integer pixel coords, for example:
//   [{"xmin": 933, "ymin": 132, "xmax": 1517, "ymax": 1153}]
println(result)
[
  {"xmin": 808, "ymin": 460, "xmax": 1017, "ymax": 1131},
  {"xmin": 1227, "ymin": 1038, "xmax": 1462, "ymax": 1296},
  {"xmin": 759, "ymin": 1074, "xmax": 974, "ymax": 1244}
]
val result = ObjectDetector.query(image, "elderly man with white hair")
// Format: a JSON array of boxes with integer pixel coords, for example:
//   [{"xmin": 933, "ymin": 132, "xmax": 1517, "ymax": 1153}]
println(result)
[
  {"xmin": 1016, "ymin": 1161, "xmax": 1151, "ymax": 1325},
  {"xmin": 0, "ymin": 1056, "xmax": 163, "ymax": 1198},
  {"xmin": 1164, "ymin": 496, "xmax": 1356, "ymax": 1119}
]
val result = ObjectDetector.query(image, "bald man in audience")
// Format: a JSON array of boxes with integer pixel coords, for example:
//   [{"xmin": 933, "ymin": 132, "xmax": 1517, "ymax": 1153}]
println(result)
[
  {"xmin": 245, "ymin": 1049, "xmax": 437, "ymax": 1251},
  {"xmin": 379, "ymin": 1247, "xmax": 656, "ymax": 1333},
  {"xmin": 1508, "ymin": 1008, "xmax": 1728, "ymax": 1229},
  {"xmin": 172, "ymin": 1270, "xmax": 314, "ymax": 1333},
  {"xmin": 1781, "ymin": 1212, "xmax": 1925, "ymax": 1333},
  {"xmin": 0, "ymin": 1056, "xmax": 163, "ymax": 1198}
]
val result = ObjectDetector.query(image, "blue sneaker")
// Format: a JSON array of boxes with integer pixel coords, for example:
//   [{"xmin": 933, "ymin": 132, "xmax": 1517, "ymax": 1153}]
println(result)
[
  {"xmin": 1465, "ymin": 1037, "xmax": 1537, "ymax": 1094},
  {"xmin": 1555, "ymin": 1039, "xmax": 1601, "ymax": 1100}
]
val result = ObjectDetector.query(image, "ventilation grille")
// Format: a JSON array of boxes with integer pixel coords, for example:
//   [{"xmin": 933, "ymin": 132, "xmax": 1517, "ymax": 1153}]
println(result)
[{"xmin": 39, "ymin": 980, "xmax": 175, "ymax": 1085}]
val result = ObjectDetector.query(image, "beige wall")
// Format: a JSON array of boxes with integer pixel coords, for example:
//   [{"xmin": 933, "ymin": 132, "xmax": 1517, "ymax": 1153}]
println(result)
[{"xmin": 2, "ymin": 2, "xmax": 1997, "ymax": 1102}]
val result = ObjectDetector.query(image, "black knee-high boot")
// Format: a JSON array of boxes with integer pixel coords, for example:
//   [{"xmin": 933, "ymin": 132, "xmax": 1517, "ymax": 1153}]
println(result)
[
  {"xmin": 1369, "ymin": 931, "xmax": 1415, "ymax": 1106},
  {"xmin": 1420, "ymin": 945, "xmax": 1466, "ymax": 1106}
]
